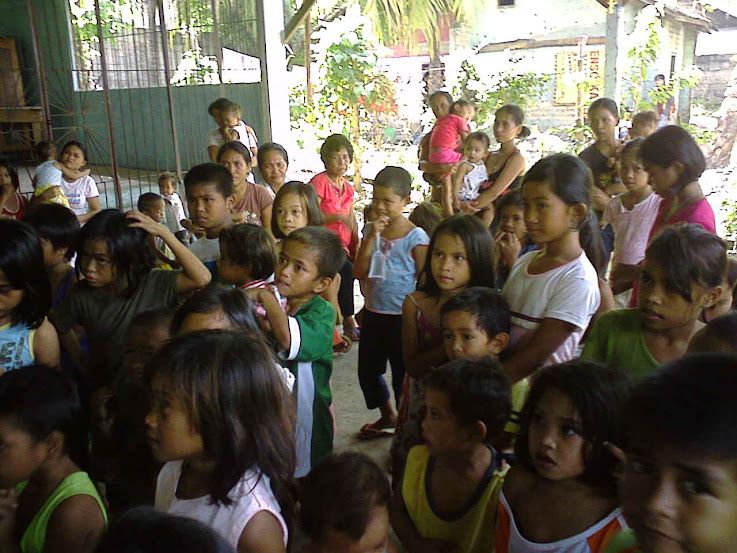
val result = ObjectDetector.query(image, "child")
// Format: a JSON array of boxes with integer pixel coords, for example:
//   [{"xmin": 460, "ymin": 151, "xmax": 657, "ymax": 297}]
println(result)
[
  {"xmin": 603, "ymin": 139, "xmax": 662, "ymax": 304},
  {"xmin": 471, "ymin": 104, "xmax": 529, "ymax": 221},
  {"xmin": 218, "ymin": 142, "xmax": 273, "ymax": 227},
  {"xmin": 22, "ymin": 203, "xmax": 80, "ymax": 307},
  {"xmin": 408, "ymin": 202, "xmax": 442, "ymax": 238},
  {"xmin": 495, "ymin": 360, "xmax": 631, "ymax": 553},
  {"xmin": 494, "ymin": 190, "xmax": 535, "ymax": 289},
  {"xmin": 158, "ymin": 172, "xmax": 187, "ymax": 242},
  {"xmin": 501, "ymin": 154, "xmax": 603, "ymax": 383},
  {"xmin": 147, "ymin": 331, "xmax": 295, "ymax": 552},
  {"xmin": 583, "ymin": 224, "xmax": 726, "ymax": 377},
  {"xmin": 616, "ymin": 353, "xmax": 737, "ymax": 553},
  {"xmin": 629, "ymin": 110, "xmax": 658, "ymax": 139},
  {"xmin": 257, "ymin": 142, "xmax": 290, "ymax": 197},
  {"xmin": 54, "ymin": 209, "xmax": 211, "ymax": 386},
  {"xmin": 429, "ymin": 100, "xmax": 475, "ymax": 216},
  {"xmin": 299, "ymin": 452, "xmax": 397, "ymax": 553},
  {"xmin": 702, "ymin": 256, "xmax": 737, "ymax": 323},
  {"xmin": 419, "ymin": 91, "xmax": 456, "ymax": 205},
  {"xmin": 184, "ymin": 163, "xmax": 235, "ymax": 274},
  {"xmin": 271, "ymin": 181, "xmax": 324, "ymax": 244},
  {"xmin": 0, "ymin": 160, "xmax": 27, "ymax": 220},
  {"xmin": 248, "ymin": 226, "xmax": 345, "ymax": 477},
  {"xmin": 0, "ymin": 366, "xmax": 107, "ymax": 553},
  {"xmin": 391, "ymin": 214, "xmax": 496, "ymax": 483},
  {"xmin": 206, "ymin": 99, "xmax": 258, "ymax": 165},
  {"xmin": 0, "ymin": 220, "xmax": 60, "ymax": 372},
  {"xmin": 218, "ymin": 223, "xmax": 276, "ymax": 289},
  {"xmin": 33, "ymin": 140, "xmax": 87, "ymax": 207},
  {"xmin": 56, "ymin": 141, "xmax": 102, "ymax": 223},
  {"xmin": 353, "ymin": 167, "xmax": 429, "ymax": 439},
  {"xmin": 688, "ymin": 312, "xmax": 737, "ymax": 354},
  {"xmin": 138, "ymin": 192, "xmax": 177, "ymax": 268},
  {"xmin": 454, "ymin": 132, "xmax": 490, "ymax": 220},
  {"xmin": 310, "ymin": 134, "xmax": 360, "ymax": 339},
  {"xmin": 391, "ymin": 358, "xmax": 512, "ymax": 553}
]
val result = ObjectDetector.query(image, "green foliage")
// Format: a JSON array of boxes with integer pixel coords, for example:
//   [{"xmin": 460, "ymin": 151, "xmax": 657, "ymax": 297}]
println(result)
[
  {"xmin": 545, "ymin": 124, "xmax": 594, "ymax": 154},
  {"xmin": 679, "ymin": 123, "xmax": 716, "ymax": 145},
  {"xmin": 722, "ymin": 199, "xmax": 737, "ymax": 244}
]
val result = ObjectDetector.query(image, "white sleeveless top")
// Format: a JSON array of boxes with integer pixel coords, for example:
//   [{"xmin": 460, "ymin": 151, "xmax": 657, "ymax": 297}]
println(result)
[{"xmin": 458, "ymin": 161, "xmax": 489, "ymax": 201}]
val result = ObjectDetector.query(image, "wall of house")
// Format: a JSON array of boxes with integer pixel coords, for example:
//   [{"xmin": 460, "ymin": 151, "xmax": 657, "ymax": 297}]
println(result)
[{"xmin": 694, "ymin": 54, "xmax": 737, "ymax": 110}]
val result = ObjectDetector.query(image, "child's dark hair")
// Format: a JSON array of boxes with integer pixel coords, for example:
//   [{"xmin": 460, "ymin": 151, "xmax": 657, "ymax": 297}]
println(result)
[
  {"xmin": 256, "ymin": 142, "xmax": 289, "ymax": 167},
  {"xmin": 22, "ymin": 203, "xmax": 80, "ymax": 261},
  {"xmin": 183, "ymin": 163, "xmax": 233, "ymax": 198},
  {"xmin": 145, "ymin": 330, "xmax": 296, "ymax": 516},
  {"xmin": 622, "ymin": 353, "xmax": 737, "ymax": 459},
  {"xmin": 452, "ymin": 99, "xmax": 474, "ymax": 113},
  {"xmin": 219, "ymin": 223, "xmax": 275, "ymax": 281},
  {"xmin": 76, "ymin": 210, "xmax": 155, "ymax": 296},
  {"xmin": 424, "ymin": 357, "xmax": 512, "ymax": 444},
  {"xmin": 515, "ymin": 359, "xmax": 632, "ymax": 492},
  {"xmin": 441, "ymin": 287, "xmax": 511, "ymax": 337},
  {"xmin": 639, "ymin": 125, "xmax": 706, "ymax": 190},
  {"xmin": 207, "ymin": 97, "xmax": 232, "ymax": 116},
  {"xmin": 158, "ymin": 172, "xmax": 179, "ymax": 187},
  {"xmin": 645, "ymin": 223, "xmax": 726, "ymax": 302},
  {"xmin": 59, "ymin": 140, "xmax": 88, "ymax": 163},
  {"xmin": 419, "ymin": 214, "xmax": 496, "ymax": 296},
  {"xmin": 217, "ymin": 141, "xmax": 252, "ymax": 165},
  {"xmin": 428, "ymin": 90, "xmax": 453, "ymax": 105},
  {"xmin": 0, "ymin": 366, "xmax": 81, "ymax": 455},
  {"xmin": 496, "ymin": 104, "xmax": 531, "ymax": 139},
  {"xmin": 496, "ymin": 189, "xmax": 524, "ymax": 215},
  {"xmin": 0, "ymin": 219, "xmax": 51, "ymax": 328},
  {"xmin": 373, "ymin": 166, "xmax": 412, "ymax": 198},
  {"xmin": 466, "ymin": 131, "xmax": 491, "ymax": 149},
  {"xmin": 299, "ymin": 452, "xmax": 390, "ymax": 543},
  {"xmin": 221, "ymin": 100, "xmax": 241, "ymax": 116},
  {"xmin": 171, "ymin": 284, "xmax": 259, "ymax": 335},
  {"xmin": 522, "ymin": 154, "xmax": 606, "ymax": 275},
  {"xmin": 587, "ymin": 97, "xmax": 619, "ymax": 119},
  {"xmin": 283, "ymin": 227, "xmax": 346, "ymax": 279},
  {"xmin": 35, "ymin": 140, "xmax": 56, "ymax": 160},
  {"xmin": 632, "ymin": 111, "xmax": 658, "ymax": 128},
  {"xmin": 408, "ymin": 202, "xmax": 442, "ymax": 237},
  {"xmin": 620, "ymin": 137, "xmax": 644, "ymax": 159},
  {"xmin": 271, "ymin": 181, "xmax": 324, "ymax": 239},
  {"xmin": 137, "ymin": 192, "xmax": 164, "ymax": 212},
  {"xmin": 0, "ymin": 160, "xmax": 20, "ymax": 190},
  {"xmin": 698, "ymin": 312, "xmax": 737, "ymax": 352},
  {"xmin": 96, "ymin": 507, "xmax": 235, "ymax": 553},
  {"xmin": 320, "ymin": 134, "xmax": 354, "ymax": 164}
]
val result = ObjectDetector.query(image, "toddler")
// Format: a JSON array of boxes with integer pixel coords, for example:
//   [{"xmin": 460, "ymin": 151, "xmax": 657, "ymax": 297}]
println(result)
[
  {"xmin": 32, "ymin": 140, "xmax": 86, "ymax": 207},
  {"xmin": 629, "ymin": 110, "xmax": 658, "ymax": 139},
  {"xmin": 206, "ymin": 98, "xmax": 258, "ymax": 166},
  {"xmin": 158, "ymin": 172, "xmax": 187, "ymax": 242},
  {"xmin": 138, "ymin": 192, "xmax": 177, "ymax": 268},
  {"xmin": 454, "ymin": 132, "xmax": 490, "ymax": 220}
]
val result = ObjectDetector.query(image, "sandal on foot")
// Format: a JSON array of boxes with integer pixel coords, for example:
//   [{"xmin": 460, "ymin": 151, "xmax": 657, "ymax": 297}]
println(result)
[
  {"xmin": 344, "ymin": 327, "xmax": 361, "ymax": 342},
  {"xmin": 357, "ymin": 423, "xmax": 395, "ymax": 440}
]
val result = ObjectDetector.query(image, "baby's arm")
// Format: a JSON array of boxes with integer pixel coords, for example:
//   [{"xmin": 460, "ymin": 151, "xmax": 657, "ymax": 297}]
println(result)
[
  {"xmin": 402, "ymin": 295, "xmax": 447, "ymax": 380},
  {"xmin": 32, "ymin": 318, "xmax": 60, "ymax": 368},
  {"xmin": 45, "ymin": 494, "xmax": 106, "ymax": 553},
  {"xmin": 53, "ymin": 161, "xmax": 90, "ymax": 179},
  {"xmin": 502, "ymin": 318, "xmax": 577, "ymax": 383},
  {"xmin": 237, "ymin": 510, "xmax": 286, "ymax": 553}
]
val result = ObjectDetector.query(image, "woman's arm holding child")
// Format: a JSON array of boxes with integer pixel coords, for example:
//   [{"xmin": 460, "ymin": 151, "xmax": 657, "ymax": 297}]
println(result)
[
  {"xmin": 237, "ymin": 511, "xmax": 286, "ymax": 553},
  {"xmin": 473, "ymin": 152, "xmax": 525, "ymax": 209},
  {"xmin": 402, "ymin": 295, "xmax": 447, "ymax": 380},
  {"xmin": 33, "ymin": 318, "xmax": 60, "ymax": 368},
  {"xmin": 45, "ymin": 495, "xmax": 106, "ymax": 553}
]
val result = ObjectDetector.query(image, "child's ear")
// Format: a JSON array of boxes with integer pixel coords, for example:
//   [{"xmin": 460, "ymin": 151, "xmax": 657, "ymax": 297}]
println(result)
[
  {"xmin": 226, "ymin": 194, "xmax": 235, "ymax": 211},
  {"xmin": 701, "ymin": 285, "xmax": 725, "ymax": 309},
  {"xmin": 44, "ymin": 431, "xmax": 66, "ymax": 459},
  {"xmin": 312, "ymin": 275, "xmax": 333, "ymax": 295},
  {"xmin": 489, "ymin": 332, "xmax": 510, "ymax": 355},
  {"xmin": 471, "ymin": 421, "xmax": 487, "ymax": 443},
  {"xmin": 569, "ymin": 203, "xmax": 588, "ymax": 227}
]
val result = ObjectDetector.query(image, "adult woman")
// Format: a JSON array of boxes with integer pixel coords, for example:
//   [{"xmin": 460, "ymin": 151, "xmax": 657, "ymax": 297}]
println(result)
[
  {"xmin": 217, "ymin": 141, "xmax": 273, "ymax": 228},
  {"xmin": 57, "ymin": 141, "xmax": 101, "ymax": 223}
]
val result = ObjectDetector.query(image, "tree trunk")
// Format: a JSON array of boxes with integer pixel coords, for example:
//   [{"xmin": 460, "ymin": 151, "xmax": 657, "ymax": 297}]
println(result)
[
  {"xmin": 708, "ymin": 61, "xmax": 737, "ymax": 169},
  {"xmin": 350, "ymin": 104, "xmax": 363, "ymax": 193}
]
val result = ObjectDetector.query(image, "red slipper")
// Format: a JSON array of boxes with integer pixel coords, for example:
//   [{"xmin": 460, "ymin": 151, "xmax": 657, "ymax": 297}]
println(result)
[{"xmin": 357, "ymin": 423, "xmax": 395, "ymax": 440}]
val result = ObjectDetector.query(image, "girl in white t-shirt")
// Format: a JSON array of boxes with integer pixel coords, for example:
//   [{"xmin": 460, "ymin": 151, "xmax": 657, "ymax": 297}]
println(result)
[
  {"xmin": 502, "ymin": 154, "xmax": 604, "ymax": 383},
  {"xmin": 147, "ymin": 330, "xmax": 295, "ymax": 553},
  {"xmin": 58, "ymin": 141, "xmax": 102, "ymax": 223}
]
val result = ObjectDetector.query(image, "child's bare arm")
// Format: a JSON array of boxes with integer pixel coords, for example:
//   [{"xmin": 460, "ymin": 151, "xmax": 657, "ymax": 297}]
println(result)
[
  {"xmin": 502, "ymin": 318, "xmax": 577, "ymax": 383},
  {"xmin": 253, "ymin": 288, "xmax": 291, "ymax": 351},
  {"xmin": 402, "ymin": 295, "xmax": 447, "ymax": 380},
  {"xmin": 45, "ymin": 495, "xmax": 106, "ymax": 553},
  {"xmin": 53, "ymin": 161, "xmax": 89, "ymax": 179},
  {"xmin": 452, "ymin": 162, "xmax": 472, "ymax": 208},
  {"xmin": 32, "ymin": 318, "xmax": 60, "ymax": 368},
  {"xmin": 391, "ymin": 488, "xmax": 456, "ymax": 553},
  {"xmin": 237, "ymin": 510, "xmax": 286, "ymax": 553}
]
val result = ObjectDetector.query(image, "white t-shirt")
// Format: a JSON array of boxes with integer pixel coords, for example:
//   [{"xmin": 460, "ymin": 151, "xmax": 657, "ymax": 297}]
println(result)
[
  {"xmin": 163, "ymin": 192, "xmax": 186, "ymax": 233},
  {"xmin": 34, "ymin": 160, "xmax": 63, "ymax": 187},
  {"xmin": 502, "ymin": 250, "xmax": 600, "ymax": 366},
  {"xmin": 189, "ymin": 236, "xmax": 220, "ymax": 274},
  {"xmin": 155, "ymin": 460, "xmax": 287, "ymax": 550},
  {"xmin": 60, "ymin": 175, "xmax": 99, "ymax": 216},
  {"xmin": 602, "ymin": 192, "xmax": 662, "ymax": 267}
]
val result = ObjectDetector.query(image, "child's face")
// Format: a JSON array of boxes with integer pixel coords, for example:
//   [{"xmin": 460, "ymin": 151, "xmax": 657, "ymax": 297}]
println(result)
[
  {"xmin": 178, "ymin": 308, "xmax": 233, "ymax": 335},
  {"xmin": 498, "ymin": 204, "xmax": 528, "ymax": 243},
  {"xmin": 643, "ymin": 162, "xmax": 682, "ymax": 198},
  {"xmin": 123, "ymin": 322, "xmax": 171, "ymax": 385},
  {"xmin": 275, "ymin": 240, "xmax": 328, "ymax": 300},
  {"xmin": 220, "ymin": 149, "xmax": 251, "ymax": 186},
  {"xmin": 159, "ymin": 178, "xmax": 176, "ymax": 197},
  {"xmin": 638, "ymin": 257, "xmax": 715, "ymax": 332},
  {"xmin": 372, "ymin": 186, "xmax": 408, "ymax": 222},
  {"xmin": 146, "ymin": 377, "xmax": 205, "ymax": 463},
  {"xmin": 620, "ymin": 151, "xmax": 650, "ymax": 193},
  {"xmin": 493, "ymin": 112, "xmax": 521, "ymax": 144},
  {"xmin": 464, "ymin": 139, "xmax": 487, "ymax": 164},
  {"xmin": 217, "ymin": 242, "xmax": 246, "ymax": 285},
  {"xmin": 527, "ymin": 388, "xmax": 586, "ymax": 481},
  {"xmin": 275, "ymin": 193, "xmax": 308, "ymax": 236},
  {"xmin": 522, "ymin": 181, "xmax": 580, "ymax": 246},
  {"xmin": 79, "ymin": 238, "xmax": 117, "ymax": 289},
  {"xmin": 260, "ymin": 151, "xmax": 288, "ymax": 188},
  {"xmin": 0, "ymin": 269, "xmax": 25, "ymax": 324},
  {"xmin": 143, "ymin": 199, "xmax": 166, "ymax": 223},
  {"xmin": 220, "ymin": 110, "xmax": 240, "ymax": 128},
  {"xmin": 589, "ymin": 107, "xmax": 618, "ymax": 140},
  {"xmin": 620, "ymin": 439, "xmax": 737, "ymax": 553},
  {"xmin": 318, "ymin": 505, "xmax": 392, "ymax": 553},
  {"xmin": 324, "ymin": 148, "xmax": 351, "ymax": 178},
  {"xmin": 461, "ymin": 105, "xmax": 476, "ymax": 122},
  {"xmin": 431, "ymin": 232, "xmax": 472, "ymax": 295},
  {"xmin": 186, "ymin": 183, "xmax": 233, "ymax": 232},
  {"xmin": 0, "ymin": 416, "xmax": 47, "ymax": 488},
  {"xmin": 442, "ymin": 310, "xmax": 504, "ymax": 361},
  {"xmin": 60, "ymin": 145, "xmax": 86, "ymax": 170},
  {"xmin": 429, "ymin": 95, "xmax": 452, "ymax": 119},
  {"xmin": 0, "ymin": 167, "xmax": 12, "ymax": 188},
  {"xmin": 422, "ymin": 388, "xmax": 473, "ymax": 456},
  {"xmin": 631, "ymin": 121, "xmax": 656, "ymax": 139}
]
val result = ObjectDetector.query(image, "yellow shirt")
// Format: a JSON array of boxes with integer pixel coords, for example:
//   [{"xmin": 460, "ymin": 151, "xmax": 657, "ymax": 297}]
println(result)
[{"xmin": 402, "ymin": 445, "xmax": 507, "ymax": 553}]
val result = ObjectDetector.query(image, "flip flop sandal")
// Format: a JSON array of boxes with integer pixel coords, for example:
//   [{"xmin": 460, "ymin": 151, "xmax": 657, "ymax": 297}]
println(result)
[
  {"xmin": 344, "ymin": 328, "xmax": 361, "ymax": 342},
  {"xmin": 357, "ymin": 423, "xmax": 395, "ymax": 441}
]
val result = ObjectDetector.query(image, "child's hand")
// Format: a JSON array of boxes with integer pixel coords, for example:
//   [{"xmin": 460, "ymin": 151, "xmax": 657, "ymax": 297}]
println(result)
[
  {"xmin": 126, "ymin": 210, "xmax": 166, "ymax": 238},
  {"xmin": 371, "ymin": 213, "xmax": 390, "ymax": 236},
  {"xmin": 496, "ymin": 231, "xmax": 522, "ymax": 268},
  {"xmin": 459, "ymin": 200, "xmax": 479, "ymax": 214}
]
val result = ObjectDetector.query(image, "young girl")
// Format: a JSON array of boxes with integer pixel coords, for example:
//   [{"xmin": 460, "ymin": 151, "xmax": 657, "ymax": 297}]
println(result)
[
  {"xmin": 57, "ymin": 141, "xmax": 102, "ymax": 223},
  {"xmin": 391, "ymin": 214, "xmax": 496, "ymax": 483},
  {"xmin": 218, "ymin": 141, "xmax": 273, "ymax": 228},
  {"xmin": 496, "ymin": 360, "xmax": 631, "ymax": 553},
  {"xmin": 310, "ymin": 134, "xmax": 360, "ymax": 339},
  {"xmin": 501, "ymin": 154, "xmax": 604, "ymax": 384},
  {"xmin": 471, "ymin": 104, "xmax": 529, "ymax": 221},
  {"xmin": 54, "ymin": 209, "xmax": 211, "ymax": 386},
  {"xmin": 0, "ymin": 161, "xmax": 27, "ymax": 220},
  {"xmin": 147, "ymin": 330, "xmax": 295, "ymax": 553},
  {"xmin": 257, "ymin": 142, "xmax": 290, "ymax": 197},
  {"xmin": 353, "ymin": 167, "xmax": 429, "ymax": 439},
  {"xmin": 454, "ymin": 132, "xmax": 491, "ymax": 223},
  {"xmin": 0, "ymin": 220, "xmax": 60, "ymax": 372},
  {"xmin": 582, "ymin": 223, "xmax": 726, "ymax": 378},
  {"xmin": 419, "ymin": 91, "xmax": 457, "ymax": 206},
  {"xmin": 494, "ymin": 190, "xmax": 535, "ymax": 289},
  {"xmin": 218, "ymin": 223, "xmax": 277, "ymax": 290}
]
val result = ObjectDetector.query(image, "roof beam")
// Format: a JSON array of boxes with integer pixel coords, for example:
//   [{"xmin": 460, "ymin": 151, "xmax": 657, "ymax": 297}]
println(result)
[{"xmin": 283, "ymin": 0, "xmax": 319, "ymax": 44}]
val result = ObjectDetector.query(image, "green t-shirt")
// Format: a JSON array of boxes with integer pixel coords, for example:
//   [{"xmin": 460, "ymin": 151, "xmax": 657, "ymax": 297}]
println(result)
[{"xmin": 581, "ymin": 308, "xmax": 660, "ymax": 378}]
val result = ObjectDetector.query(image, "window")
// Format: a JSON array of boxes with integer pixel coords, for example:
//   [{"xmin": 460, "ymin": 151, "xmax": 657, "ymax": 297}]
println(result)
[{"xmin": 498, "ymin": 0, "xmax": 515, "ymax": 6}]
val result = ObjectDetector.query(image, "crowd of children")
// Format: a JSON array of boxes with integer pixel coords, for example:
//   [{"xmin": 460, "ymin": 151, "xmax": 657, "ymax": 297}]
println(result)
[{"xmin": 0, "ymin": 89, "xmax": 735, "ymax": 553}]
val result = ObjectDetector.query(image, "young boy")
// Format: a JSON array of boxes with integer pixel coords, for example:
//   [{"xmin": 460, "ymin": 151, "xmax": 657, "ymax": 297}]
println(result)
[
  {"xmin": 138, "ymin": 192, "xmax": 177, "ymax": 269},
  {"xmin": 390, "ymin": 358, "xmax": 512, "ymax": 553},
  {"xmin": 206, "ymin": 99, "xmax": 258, "ymax": 167},
  {"xmin": 630, "ymin": 111, "xmax": 658, "ymax": 139},
  {"xmin": 612, "ymin": 353, "xmax": 737, "ymax": 553},
  {"xmin": 32, "ymin": 140, "xmax": 87, "ymax": 207},
  {"xmin": 158, "ymin": 173, "xmax": 187, "ymax": 242},
  {"xmin": 183, "ymin": 163, "xmax": 234, "ymax": 276},
  {"xmin": 249, "ymin": 226, "xmax": 345, "ymax": 477}
]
